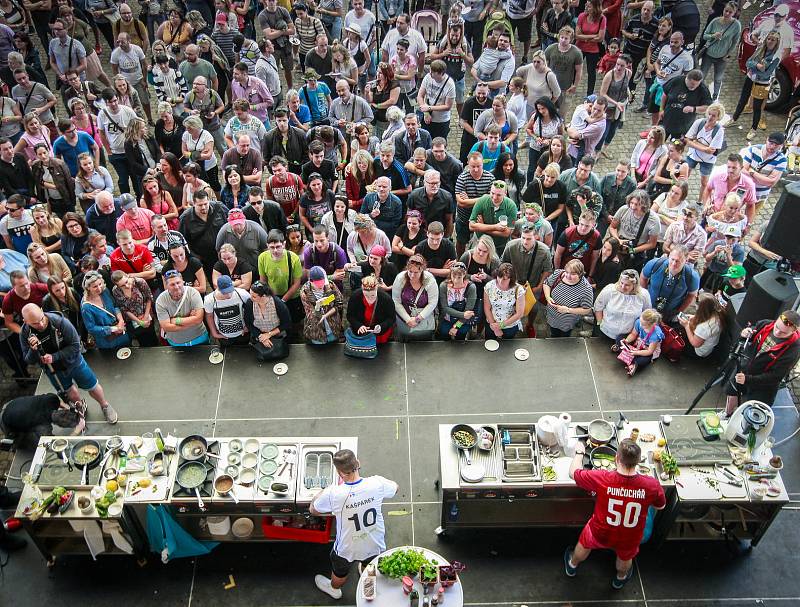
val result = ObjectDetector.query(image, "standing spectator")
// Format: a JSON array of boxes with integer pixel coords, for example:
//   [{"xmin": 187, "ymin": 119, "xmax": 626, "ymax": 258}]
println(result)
[
  {"xmin": 743, "ymin": 133, "xmax": 787, "ymax": 213},
  {"xmin": 262, "ymin": 107, "xmax": 308, "ymax": 176},
  {"xmin": 185, "ymin": 75, "xmax": 226, "ymax": 155},
  {"xmin": 156, "ymin": 270, "xmax": 209, "ymax": 347},
  {"xmin": 224, "ymin": 99, "xmax": 268, "ymax": 151},
  {"xmin": 640, "ymin": 245, "xmax": 699, "ymax": 321},
  {"xmin": 114, "ymin": 3, "xmax": 149, "ymax": 52},
  {"xmin": 684, "ymin": 103, "xmax": 726, "ymax": 194},
  {"xmin": 221, "ymin": 133, "xmax": 263, "ymax": 187},
  {"xmin": 621, "ymin": 1, "xmax": 658, "ymax": 97},
  {"xmin": 700, "ymin": 154, "xmax": 757, "ymax": 224},
  {"xmin": 431, "ymin": 21, "xmax": 474, "ymax": 121},
  {"xmin": 12, "ymin": 68, "xmax": 57, "ymax": 140},
  {"xmin": 360, "ymin": 176, "xmax": 402, "ymax": 240},
  {"xmin": 0, "ymin": 195, "xmax": 35, "ymax": 253},
  {"xmin": 543, "ymin": 260, "xmax": 595, "ymax": 337},
  {"xmin": 257, "ymin": 0, "xmax": 296, "ymax": 90},
  {"xmin": 48, "ymin": 18, "xmax": 87, "ymax": 91},
  {"xmin": 607, "ymin": 190, "xmax": 660, "ymax": 271},
  {"xmin": 566, "ymin": 97, "xmax": 608, "ymax": 166},
  {"xmin": 543, "ymin": 27, "xmax": 584, "ymax": 116},
  {"xmin": 469, "ymin": 180, "xmax": 517, "ymax": 254},
  {"xmin": 0, "ymin": 136, "xmax": 32, "ymax": 199},
  {"xmin": 599, "ymin": 161, "xmax": 637, "ymax": 232},
  {"xmin": 426, "ymin": 139, "xmax": 462, "ymax": 199},
  {"xmin": 151, "ymin": 54, "xmax": 188, "ymax": 116},
  {"xmin": 97, "ymin": 88, "xmax": 138, "ymax": 195},
  {"xmin": 455, "ymin": 151, "xmax": 495, "ymax": 256},
  {"xmin": 179, "ymin": 44, "xmax": 219, "ymax": 93},
  {"xmin": 698, "ymin": 3, "xmax": 741, "ymax": 102},
  {"xmin": 575, "ymin": 0, "xmax": 607, "ymax": 95},
  {"xmin": 294, "ymin": 5, "xmax": 326, "ymax": 68},
  {"xmin": 555, "ymin": 209, "xmax": 602, "ymax": 275},
  {"xmin": 53, "ymin": 118, "xmax": 99, "ymax": 178},
  {"xmin": 179, "ymin": 190, "xmax": 228, "ymax": 279},
  {"xmin": 380, "ymin": 13, "xmax": 426, "ymax": 76},
  {"xmin": 659, "ymin": 69, "xmax": 712, "ymax": 141},
  {"xmin": 458, "ymin": 81, "xmax": 492, "ymax": 164},
  {"xmin": 231, "ymin": 61, "xmax": 274, "ymax": 131},
  {"xmin": 110, "ymin": 33, "xmax": 151, "ymax": 123},
  {"xmin": 663, "ymin": 205, "xmax": 707, "ymax": 266},
  {"xmin": 417, "ymin": 60, "xmax": 456, "ymax": 140}
]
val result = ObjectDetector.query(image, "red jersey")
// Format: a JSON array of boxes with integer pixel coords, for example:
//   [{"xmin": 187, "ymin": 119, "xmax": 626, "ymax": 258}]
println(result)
[
  {"xmin": 574, "ymin": 469, "xmax": 666, "ymax": 550},
  {"xmin": 110, "ymin": 244, "xmax": 155, "ymax": 274},
  {"xmin": 265, "ymin": 173, "xmax": 304, "ymax": 220}
]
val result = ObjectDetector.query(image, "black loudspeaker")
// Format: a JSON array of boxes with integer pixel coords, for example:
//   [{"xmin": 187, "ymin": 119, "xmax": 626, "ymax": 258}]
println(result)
[
  {"xmin": 761, "ymin": 181, "xmax": 800, "ymax": 260},
  {"xmin": 736, "ymin": 269, "xmax": 799, "ymax": 328}
]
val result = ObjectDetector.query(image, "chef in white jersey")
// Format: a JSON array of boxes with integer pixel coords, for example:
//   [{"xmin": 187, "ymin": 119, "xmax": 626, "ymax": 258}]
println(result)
[{"xmin": 310, "ymin": 449, "xmax": 398, "ymax": 600}]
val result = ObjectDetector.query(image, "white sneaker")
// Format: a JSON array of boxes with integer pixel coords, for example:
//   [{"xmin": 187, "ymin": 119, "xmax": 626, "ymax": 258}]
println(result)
[
  {"xmin": 102, "ymin": 404, "xmax": 118, "ymax": 424},
  {"xmin": 314, "ymin": 575, "xmax": 342, "ymax": 600}
]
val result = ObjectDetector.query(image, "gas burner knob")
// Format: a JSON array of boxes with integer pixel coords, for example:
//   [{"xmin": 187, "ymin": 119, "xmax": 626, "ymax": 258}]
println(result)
[{"xmin": 178, "ymin": 506, "xmax": 187, "ymax": 513}]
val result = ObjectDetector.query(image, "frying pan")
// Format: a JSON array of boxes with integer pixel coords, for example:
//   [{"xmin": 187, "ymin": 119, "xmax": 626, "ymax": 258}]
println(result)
[
  {"xmin": 179, "ymin": 435, "xmax": 209, "ymax": 461},
  {"xmin": 573, "ymin": 419, "xmax": 616, "ymax": 447},
  {"xmin": 450, "ymin": 424, "xmax": 478, "ymax": 465},
  {"xmin": 50, "ymin": 438, "xmax": 72, "ymax": 471},
  {"xmin": 589, "ymin": 445, "xmax": 618, "ymax": 470},
  {"xmin": 70, "ymin": 438, "xmax": 102, "ymax": 485},
  {"xmin": 176, "ymin": 460, "xmax": 209, "ymax": 508}
]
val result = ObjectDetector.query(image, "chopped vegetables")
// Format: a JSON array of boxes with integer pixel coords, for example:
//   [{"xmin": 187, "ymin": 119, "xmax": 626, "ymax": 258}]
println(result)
[
  {"xmin": 452, "ymin": 430, "xmax": 475, "ymax": 449},
  {"xmin": 542, "ymin": 466, "xmax": 557, "ymax": 481}
]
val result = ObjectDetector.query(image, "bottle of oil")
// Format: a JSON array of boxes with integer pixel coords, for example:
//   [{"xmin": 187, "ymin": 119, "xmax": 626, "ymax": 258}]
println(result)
[{"xmin": 154, "ymin": 429, "xmax": 165, "ymax": 452}]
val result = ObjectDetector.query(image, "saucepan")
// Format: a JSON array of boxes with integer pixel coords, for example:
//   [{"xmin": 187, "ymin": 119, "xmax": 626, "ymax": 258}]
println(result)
[
  {"xmin": 213, "ymin": 473, "xmax": 239, "ymax": 503},
  {"xmin": 572, "ymin": 419, "xmax": 616, "ymax": 447},
  {"xmin": 50, "ymin": 437, "xmax": 72, "ymax": 471},
  {"xmin": 179, "ymin": 435, "xmax": 222, "ymax": 461},
  {"xmin": 176, "ymin": 460, "xmax": 209, "ymax": 508}
]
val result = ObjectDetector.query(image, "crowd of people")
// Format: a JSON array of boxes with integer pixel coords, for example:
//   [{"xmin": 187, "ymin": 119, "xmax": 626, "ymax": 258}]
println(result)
[{"xmin": 0, "ymin": 0, "xmax": 791, "ymax": 383}]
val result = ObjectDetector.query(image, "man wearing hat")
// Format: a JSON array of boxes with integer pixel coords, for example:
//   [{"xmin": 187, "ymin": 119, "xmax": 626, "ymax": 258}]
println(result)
[
  {"xmin": 717, "ymin": 264, "xmax": 746, "ymax": 304},
  {"xmin": 115, "ymin": 193, "xmax": 155, "ymax": 244},
  {"xmin": 204, "ymin": 274, "xmax": 251, "ymax": 346},
  {"xmin": 751, "ymin": 3, "xmax": 793, "ymax": 60},
  {"xmin": 725, "ymin": 309, "xmax": 800, "ymax": 415},
  {"xmin": 299, "ymin": 68, "xmax": 333, "ymax": 126},
  {"xmin": 701, "ymin": 224, "xmax": 745, "ymax": 293},
  {"xmin": 215, "ymin": 208, "xmax": 269, "ymax": 270},
  {"xmin": 663, "ymin": 205, "xmax": 707, "ymax": 266},
  {"xmin": 743, "ymin": 132, "xmax": 788, "ymax": 214},
  {"xmin": 257, "ymin": 0, "xmax": 296, "ymax": 89}
]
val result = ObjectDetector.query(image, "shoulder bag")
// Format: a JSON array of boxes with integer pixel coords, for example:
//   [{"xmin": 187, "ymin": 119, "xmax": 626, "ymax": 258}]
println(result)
[{"xmin": 344, "ymin": 326, "xmax": 378, "ymax": 359}]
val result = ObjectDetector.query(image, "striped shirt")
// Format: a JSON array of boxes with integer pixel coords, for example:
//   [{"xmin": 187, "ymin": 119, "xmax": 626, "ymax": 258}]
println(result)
[
  {"xmin": 295, "ymin": 17, "xmax": 326, "ymax": 55},
  {"xmin": 743, "ymin": 144, "xmax": 787, "ymax": 200},
  {"xmin": 544, "ymin": 270, "xmax": 595, "ymax": 332},
  {"xmin": 455, "ymin": 169, "xmax": 494, "ymax": 225}
]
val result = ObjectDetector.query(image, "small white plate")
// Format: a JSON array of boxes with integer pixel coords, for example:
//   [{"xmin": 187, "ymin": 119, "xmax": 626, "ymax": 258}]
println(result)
[
  {"xmin": 116, "ymin": 347, "xmax": 132, "ymax": 360},
  {"xmin": 289, "ymin": 36, "xmax": 300, "ymax": 46},
  {"xmin": 273, "ymin": 362, "xmax": 289, "ymax": 376},
  {"xmin": 484, "ymin": 339, "xmax": 500, "ymax": 352},
  {"xmin": 514, "ymin": 348, "xmax": 530, "ymax": 361},
  {"xmin": 209, "ymin": 350, "xmax": 224, "ymax": 365}
]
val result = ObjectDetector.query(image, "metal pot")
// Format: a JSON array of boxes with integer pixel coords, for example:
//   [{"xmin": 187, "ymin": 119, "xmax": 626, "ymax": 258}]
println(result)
[
  {"xmin": 574, "ymin": 419, "xmax": 616, "ymax": 447},
  {"xmin": 589, "ymin": 445, "xmax": 618, "ymax": 470},
  {"xmin": 213, "ymin": 473, "xmax": 239, "ymax": 503},
  {"xmin": 50, "ymin": 438, "xmax": 72, "ymax": 471}
]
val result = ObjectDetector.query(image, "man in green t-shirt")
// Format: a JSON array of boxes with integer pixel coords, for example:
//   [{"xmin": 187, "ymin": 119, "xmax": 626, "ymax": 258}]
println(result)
[
  {"xmin": 257, "ymin": 229, "xmax": 304, "ymax": 322},
  {"xmin": 468, "ymin": 181, "xmax": 517, "ymax": 254}
]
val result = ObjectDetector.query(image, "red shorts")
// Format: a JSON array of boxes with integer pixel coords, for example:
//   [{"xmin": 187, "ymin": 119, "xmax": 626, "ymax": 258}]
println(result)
[{"xmin": 578, "ymin": 523, "xmax": 640, "ymax": 562}]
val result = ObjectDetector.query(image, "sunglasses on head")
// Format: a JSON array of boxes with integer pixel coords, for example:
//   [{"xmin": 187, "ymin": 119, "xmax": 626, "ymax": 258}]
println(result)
[
  {"xmin": 286, "ymin": 224, "xmax": 301, "ymax": 232},
  {"xmin": 164, "ymin": 269, "xmax": 181, "ymax": 279},
  {"xmin": 780, "ymin": 313, "xmax": 796, "ymax": 328}
]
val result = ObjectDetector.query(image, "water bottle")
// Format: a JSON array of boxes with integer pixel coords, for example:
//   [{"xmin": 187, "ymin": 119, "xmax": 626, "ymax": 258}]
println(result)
[{"xmin": 448, "ymin": 503, "xmax": 459, "ymax": 522}]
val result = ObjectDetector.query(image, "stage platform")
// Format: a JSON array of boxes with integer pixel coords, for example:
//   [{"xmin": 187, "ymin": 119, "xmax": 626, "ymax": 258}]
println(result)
[{"xmin": 2, "ymin": 338, "xmax": 799, "ymax": 607}]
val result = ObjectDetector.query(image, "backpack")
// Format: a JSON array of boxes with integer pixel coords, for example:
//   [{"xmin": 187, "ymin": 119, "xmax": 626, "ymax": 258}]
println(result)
[{"xmin": 697, "ymin": 118, "xmax": 727, "ymax": 152}]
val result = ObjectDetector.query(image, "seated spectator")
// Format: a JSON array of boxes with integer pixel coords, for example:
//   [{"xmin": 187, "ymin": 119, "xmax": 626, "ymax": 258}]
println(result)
[
  {"xmin": 299, "ymin": 266, "xmax": 345, "ymax": 345},
  {"xmin": 156, "ymin": 270, "xmax": 209, "ymax": 347},
  {"xmin": 391, "ymin": 211, "xmax": 425, "ymax": 272},
  {"xmin": 678, "ymin": 292, "xmax": 724, "ymax": 359},
  {"xmin": 484, "ymin": 262, "xmax": 526, "ymax": 340},
  {"xmin": 406, "ymin": 217, "xmax": 454, "ymax": 282},
  {"xmin": 391, "ymin": 254, "xmax": 438, "ymax": 341},
  {"xmin": 439, "ymin": 261, "xmax": 478, "ymax": 341},
  {"xmin": 303, "ymin": 225, "xmax": 348, "ymax": 290},
  {"xmin": 110, "ymin": 269, "xmax": 158, "ymax": 347},
  {"xmin": 26, "ymin": 242, "xmax": 71, "ymax": 285},
  {"xmin": 80, "ymin": 270, "xmax": 130, "ymax": 351},
  {"xmin": 351, "ymin": 244, "xmax": 397, "ymax": 292},
  {"xmin": 212, "ymin": 243, "xmax": 253, "ymax": 291},
  {"xmin": 204, "ymin": 274, "xmax": 251, "ymax": 346},
  {"xmin": 243, "ymin": 280, "xmax": 291, "ymax": 361},
  {"xmin": 346, "ymin": 275, "xmax": 396, "ymax": 344},
  {"xmin": 612, "ymin": 308, "xmax": 664, "ymax": 377},
  {"xmin": 594, "ymin": 269, "xmax": 652, "ymax": 340},
  {"xmin": 162, "ymin": 243, "xmax": 207, "ymax": 293},
  {"xmin": 543, "ymin": 259, "xmax": 594, "ymax": 337}
]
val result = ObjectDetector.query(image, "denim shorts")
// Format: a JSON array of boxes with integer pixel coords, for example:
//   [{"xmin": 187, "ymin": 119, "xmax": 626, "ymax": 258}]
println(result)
[
  {"xmin": 686, "ymin": 156, "xmax": 714, "ymax": 176},
  {"xmin": 454, "ymin": 77, "xmax": 466, "ymax": 104},
  {"xmin": 46, "ymin": 357, "xmax": 98, "ymax": 392}
]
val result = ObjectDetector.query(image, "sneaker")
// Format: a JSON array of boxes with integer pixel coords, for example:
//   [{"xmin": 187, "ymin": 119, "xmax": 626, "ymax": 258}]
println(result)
[
  {"xmin": 0, "ymin": 533, "xmax": 27, "ymax": 552},
  {"xmin": 563, "ymin": 546, "xmax": 578, "ymax": 577},
  {"xmin": 612, "ymin": 567, "xmax": 634, "ymax": 590},
  {"xmin": 746, "ymin": 129, "xmax": 756, "ymax": 141},
  {"xmin": 102, "ymin": 404, "xmax": 118, "ymax": 424},
  {"xmin": 314, "ymin": 575, "xmax": 342, "ymax": 599},
  {"xmin": 633, "ymin": 106, "xmax": 648, "ymax": 113}
]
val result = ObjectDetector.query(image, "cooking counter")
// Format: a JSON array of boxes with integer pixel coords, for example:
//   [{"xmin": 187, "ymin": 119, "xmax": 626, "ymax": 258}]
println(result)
[
  {"xmin": 15, "ymin": 434, "xmax": 357, "ymax": 563},
  {"xmin": 438, "ymin": 417, "xmax": 788, "ymax": 547}
]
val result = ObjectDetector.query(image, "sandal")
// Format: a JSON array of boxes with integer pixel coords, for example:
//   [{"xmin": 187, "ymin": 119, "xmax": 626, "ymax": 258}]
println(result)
[
  {"xmin": 626, "ymin": 364, "xmax": 637, "ymax": 377},
  {"xmin": 610, "ymin": 344, "xmax": 621, "ymax": 353}
]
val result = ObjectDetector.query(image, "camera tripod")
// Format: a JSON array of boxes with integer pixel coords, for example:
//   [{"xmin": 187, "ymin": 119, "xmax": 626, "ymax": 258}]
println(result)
[{"xmin": 685, "ymin": 329, "xmax": 752, "ymax": 415}]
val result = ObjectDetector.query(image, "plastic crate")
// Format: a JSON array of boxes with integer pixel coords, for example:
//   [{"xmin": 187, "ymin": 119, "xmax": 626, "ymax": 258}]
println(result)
[{"xmin": 261, "ymin": 516, "xmax": 333, "ymax": 543}]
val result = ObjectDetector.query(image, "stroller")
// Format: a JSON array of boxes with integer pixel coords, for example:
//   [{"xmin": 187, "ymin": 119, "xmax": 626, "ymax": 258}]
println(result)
[{"xmin": 411, "ymin": 9, "xmax": 442, "ymax": 57}]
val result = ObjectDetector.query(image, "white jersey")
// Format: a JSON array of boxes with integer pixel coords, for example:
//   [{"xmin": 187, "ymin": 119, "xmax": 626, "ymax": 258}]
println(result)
[{"xmin": 313, "ymin": 475, "xmax": 398, "ymax": 561}]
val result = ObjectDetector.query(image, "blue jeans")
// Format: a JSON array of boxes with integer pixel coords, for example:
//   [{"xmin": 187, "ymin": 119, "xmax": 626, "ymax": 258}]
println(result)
[
  {"xmin": 599, "ymin": 118, "xmax": 623, "ymax": 150},
  {"xmin": 109, "ymin": 153, "xmax": 131, "ymax": 195},
  {"xmin": 322, "ymin": 16, "xmax": 342, "ymax": 42}
]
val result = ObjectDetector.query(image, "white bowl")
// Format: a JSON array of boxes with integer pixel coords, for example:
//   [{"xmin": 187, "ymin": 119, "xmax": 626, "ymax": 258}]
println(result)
[{"xmin": 231, "ymin": 517, "xmax": 254, "ymax": 538}]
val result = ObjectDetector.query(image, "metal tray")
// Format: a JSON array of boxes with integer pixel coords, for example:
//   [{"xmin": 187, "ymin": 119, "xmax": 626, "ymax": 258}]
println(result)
[{"xmin": 497, "ymin": 424, "xmax": 541, "ymax": 482}]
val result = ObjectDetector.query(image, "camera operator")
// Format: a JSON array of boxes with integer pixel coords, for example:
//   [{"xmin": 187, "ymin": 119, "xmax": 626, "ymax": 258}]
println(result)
[
  {"xmin": 640, "ymin": 245, "xmax": 700, "ymax": 323},
  {"xmin": 724, "ymin": 310, "xmax": 800, "ymax": 416},
  {"xmin": 0, "ymin": 393, "xmax": 83, "ymax": 449}
]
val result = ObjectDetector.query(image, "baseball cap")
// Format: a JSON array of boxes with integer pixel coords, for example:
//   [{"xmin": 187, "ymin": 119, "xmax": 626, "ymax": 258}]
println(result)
[
  {"xmin": 721, "ymin": 265, "xmax": 746, "ymax": 279},
  {"xmin": 309, "ymin": 266, "xmax": 326, "ymax": 287},
  {"xmin": 585, "ymin": 94, "xmax": 597, "ymax": 103},
  {"xmin": 768, "ymin": 131, "xmax": 786, "ymax": 145},
  {"xmin": 217, "ymin": 274, "xmax": 234, "ymax": 293},
  {"xmin": 215, "ymin": 13, "xmax": 228, "ymax": 24},
  {"xmin": 119, "ymin": 193, "xmax": 138, "ymax": 210},
  {"xmin": 303, "ymin": 68, "xmax": 320, "ymax": 81},
  {"xmin": 776, "ymin": 3, "xmax": 789, "ymax": 16},
  {"xmin": 228, "ymin": 208, "xmax": 246, "ymax": 226},
  {"xmin": 723, "ymin": 224, "xmax": 742, "ymax": 238}
]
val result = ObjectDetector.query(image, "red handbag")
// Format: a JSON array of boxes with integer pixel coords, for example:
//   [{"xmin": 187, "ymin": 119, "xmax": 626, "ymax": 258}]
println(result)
[{"xmin": 659, "ymin": 322, "xmax": 686, "ymax": 362}]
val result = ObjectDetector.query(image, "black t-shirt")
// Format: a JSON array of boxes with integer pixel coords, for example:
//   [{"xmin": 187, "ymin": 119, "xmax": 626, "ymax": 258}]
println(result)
[
  {"xmin": 213, "ymin": 259, "xmax": 253, "ymax": 283},
  {"xmin": 304, "ymin": 51, "xmax": 334, "ymax": 88},
  {"xmin": 358, "ymin": 259, "xmax": 399, "ymax": 286},
  {"xmin": 1, "ymin": 393, "xmax": 60, "ymax": 434},
  {"xmin": 459, "ymin": 96, "xmax": 493, "ymax": 153},
  {"xmin": 414, "ymin": 239, "xmax": 457, "ymax": 272},
  {"xmin": 661, "ymin": 78, "xmax": 712, "ymax": 136},
  {"xmin": 302, "ymin": 159, "xmax": 337, "ymax": 192},
  {"xmin": 390, "ymin": 224, "xmax": 426, "ymax": 270},
  {"xmin": 162, "ymin": 256, "xmax": 204, "ymax": 287},
  {"xmin": 522, "ymin": 178, "xmax": 568, "ymax": 219},
  {"xmin": 537, "ymin": 151, "xmax": 574, "ymax": 174}
]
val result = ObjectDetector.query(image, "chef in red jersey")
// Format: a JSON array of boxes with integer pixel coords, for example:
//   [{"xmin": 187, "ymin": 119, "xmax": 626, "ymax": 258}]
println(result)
[{"xmin": 565, "ymin": 438, "xmax": 666, "ymax": 589}]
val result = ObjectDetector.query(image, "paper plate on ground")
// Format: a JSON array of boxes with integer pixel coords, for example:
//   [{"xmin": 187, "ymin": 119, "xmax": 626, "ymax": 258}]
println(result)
[
  {"xmin": 116, "ymin": 347, "xmax": 132, "ymax": 360},
  {"xmin": 515, "ymin": 348, "xmax": 530, "ymax": 361},
  {"xmin": 484, "ymin": 339, "xmax": 500, "ymax": 352},
  {"xmin": 209, "ymin": 349, "xmax": 224, "ymax": 364},
  {"xmin": 273, "ymin": 362, "xmax": 289, "ymax": 376}
]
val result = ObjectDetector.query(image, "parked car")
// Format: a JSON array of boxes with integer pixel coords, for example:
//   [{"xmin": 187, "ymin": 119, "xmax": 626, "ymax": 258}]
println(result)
[{"xmin": 738, "ymin": 1, "xmax": 800, "ymax": 110}]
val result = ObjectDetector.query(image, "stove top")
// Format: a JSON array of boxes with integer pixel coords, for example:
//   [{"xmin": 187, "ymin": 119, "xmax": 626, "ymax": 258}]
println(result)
[
  {"xmin": 578, "ymin": 425, "xmax": 620, "ymax": 470},
  {"xmin": 171, "ymin": 441, "xmax": 220, "ymax": 499},
  {"xmin": 663, "ymin": 416, "xmax": 732, "ymax": 466},
  {"xmin": 37, "ymin": 452, "xmax": 102, "ymax": 487}
]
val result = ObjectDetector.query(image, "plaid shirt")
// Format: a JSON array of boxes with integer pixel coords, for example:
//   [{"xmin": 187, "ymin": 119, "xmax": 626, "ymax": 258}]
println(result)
[{"xmin": 663, "ymin": 220, "xmax": 707, "ymax": 260}]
